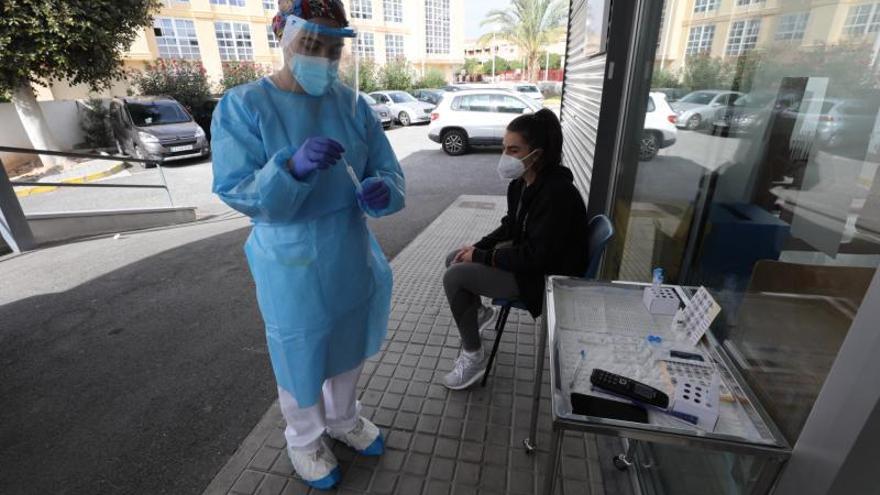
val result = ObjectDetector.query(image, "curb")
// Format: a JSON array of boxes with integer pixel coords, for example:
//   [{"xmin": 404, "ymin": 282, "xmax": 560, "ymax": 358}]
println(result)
[{"xmin": 14, "ymin": 162, "xmax": 127, "ymax": 198}]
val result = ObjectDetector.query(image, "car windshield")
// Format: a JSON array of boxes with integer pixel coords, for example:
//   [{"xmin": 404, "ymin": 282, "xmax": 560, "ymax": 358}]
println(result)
[
  {"xmin": 389, "ymin": 92, "xmax": 416, "ymax": 103},
  {"xmin": 516, "ymin": 85, "xmax": 539, "ymax": 93},
  {"xmin": 733, "ymin": 94, "xmax": 775, "ymax": 108},
  {"xmin": 127, "ymin": 101, "xmax": 191, "ymax": 126},
  {"xmin": 362, "ymin": 93, "xmax": 378, "ymax": 105},
  {"xmin": 679, "ymin": 92, "xmax": 716, "ymax": 105}
]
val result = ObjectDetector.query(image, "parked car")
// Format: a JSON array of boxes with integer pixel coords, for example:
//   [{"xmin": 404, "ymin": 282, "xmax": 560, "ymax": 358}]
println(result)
[
  {"xmin": 109, "ymin": 96, "xmax": 210, "ymax": 163},
  {"xmin": 191, "ymin": 96, "xmax": 221, "ymax": 142},
  {"xmin": 652, "ymin": 87, "xmax": 688, "ymax": 103},
  {"xmin": 500, "ymin": 83, "xmax": 545, "ymax": 103},
  {"xmin": 711, "ymin": 91, "xmax": 782, "ymax": 137},
  {"xmin": 362, "ymin": 92, "xmax": 393, "ymax": 129},
  {"xmin": 671, "ymin": 90, "xmax": 743, "ymax": 130},
  {"xmin": 780, "ymin": 97, "xmax": 880, "ymax": 150},
  {"xmin": 412, "ymin": 88, "xmax": 445, "ymax": 106},
  {"xmin": 428, "ymin": 89, "xmax": 542, "ymax": 155},
  {"xmin": 640, "ymin": 92, "xmax": 678, "ymax": 161},
  {"xmin": 369, "ymin": 90, "xmax": 435, "ymax": 126}
]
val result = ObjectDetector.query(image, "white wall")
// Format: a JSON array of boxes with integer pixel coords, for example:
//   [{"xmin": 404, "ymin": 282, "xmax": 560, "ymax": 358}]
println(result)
[{"xmin": 0, "ymin": 100, "xmax": 86, "ymax": 170}]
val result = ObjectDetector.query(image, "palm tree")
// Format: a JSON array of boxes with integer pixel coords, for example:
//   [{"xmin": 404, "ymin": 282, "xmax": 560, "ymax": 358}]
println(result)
[{"xmin": 479, "ymin": 0, "xmax": 567, "ymax": 82}]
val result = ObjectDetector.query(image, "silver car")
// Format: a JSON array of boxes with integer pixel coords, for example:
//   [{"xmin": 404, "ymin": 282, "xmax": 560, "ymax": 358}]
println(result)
[
  {"xmin": 369, "ymin": 91, "xmax": 435, "ymax": 126},
  {"xmin": 671, "ymin": 90, "xmax": 743, "ymax": 130},
  {"xmin": 109, "ymin": 96, "xmax": 209, "ymax": 164},
  {"xmin": 362, "ymin": 93, "xmax": 393, "ymax": 129}
]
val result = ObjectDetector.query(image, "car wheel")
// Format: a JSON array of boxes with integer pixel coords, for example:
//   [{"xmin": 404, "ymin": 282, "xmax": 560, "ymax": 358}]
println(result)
[
  {"xmin": 686, "ymin": 114, "xmax": 702, "ymax": 130},
  {"xmin": 442, "ymin": 129, "xmax": 468, "ymax": 156},
  {"xmin": 398, "ymin": 111, "xmax": 411, "ymax": 127},
  {"xmin": 638, "ymin": 132, "xmax": 659, "ymax": 161}
]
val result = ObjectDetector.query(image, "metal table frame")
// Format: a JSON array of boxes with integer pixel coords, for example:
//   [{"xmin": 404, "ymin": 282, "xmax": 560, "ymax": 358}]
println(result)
[{"xmin": 523, "ymin": 278, "xmax": 792, "ymax": 494}]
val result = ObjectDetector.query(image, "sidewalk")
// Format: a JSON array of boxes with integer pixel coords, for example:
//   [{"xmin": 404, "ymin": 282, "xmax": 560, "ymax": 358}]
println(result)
[
  {"xmin": 202, "ymin": 195, "xmax": 634, "ymax": 495},
  {"xmin": 13, "ymin": 158, "xmax": 127, "ymax": 197}
]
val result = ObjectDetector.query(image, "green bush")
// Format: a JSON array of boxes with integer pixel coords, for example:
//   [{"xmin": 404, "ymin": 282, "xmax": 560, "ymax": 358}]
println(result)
[
  {"xmin": 681, "ymin": 54, "xmax": 732, "ymax": 92},
  {"xmin": 80, "ymin": 97, "xmax": 114, "ymax": 149},
  {"xmin": 652, "ymin": 67, "xmax": 681, "ymax": 88},
  {"xmin": 220, "ymin": 62, "xmax": 269, "ymax": 92},
  {"xmin": 130, "ymin": 59, "xmax": 212, "ymax": 111},
  {"xmin": 380, "ymin": 59, "xmax": 414, "ymax": 91},
  {"xmin": 414, "ymin": 69, "xmax": 448, "ymax": 89}
]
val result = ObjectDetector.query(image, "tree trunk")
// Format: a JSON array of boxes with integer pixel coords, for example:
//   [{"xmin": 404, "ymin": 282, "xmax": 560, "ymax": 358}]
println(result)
[{"xmin": 11, "ymin": 82, "xmax": 61, "ymax": 168}]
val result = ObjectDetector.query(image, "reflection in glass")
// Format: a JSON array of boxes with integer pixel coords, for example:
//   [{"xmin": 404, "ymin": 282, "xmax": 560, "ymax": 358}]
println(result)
[{"xmin": 615, "ymin": 0, "xmax": 880, "ymax": 448}]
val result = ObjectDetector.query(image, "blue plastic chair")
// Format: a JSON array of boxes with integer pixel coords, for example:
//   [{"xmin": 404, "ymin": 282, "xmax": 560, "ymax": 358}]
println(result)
[{"xmin": 481, "ymin": 214, "xmax": 615, "ymax": 386}]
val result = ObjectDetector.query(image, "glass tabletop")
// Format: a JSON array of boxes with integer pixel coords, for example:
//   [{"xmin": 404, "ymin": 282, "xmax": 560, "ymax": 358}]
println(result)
[{"xmin": 546, "ymin": 278, "xmax": 788, "ymax": 450}]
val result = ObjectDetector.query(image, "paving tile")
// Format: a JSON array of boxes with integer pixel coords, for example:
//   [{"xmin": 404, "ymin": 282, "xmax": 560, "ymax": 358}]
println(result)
[
  {"xmin": 417, "ymin": 415, "xmax": 442, "ymax": 434},
  {"xmin": 398, "ymin": 475, "xmax": 425, "ymax": 494},
  {"xmin": 484, "ymin": 445, "xmax": 508, "ymax": 466},
  {"xmin": 455, "ymin": 461, "xmax": 481, "ymax": 486},
  {"xmin": 459, "ymin": 441, "xmax": 483, "ymax": 463},
  {"xmin": 395, "ymin": 411, "xmax": 418, "ymax": 431},
  {"xmin": 429, "ymin": 457, "xmax": 457, "ymax": 481},
  {"xmin": 425, "ymin": 480, "xmax": 452, "ymax": 495},
  {"xmin": 379, "ymin": 393, "xmax": 402, "ymax": 410},
  {"xmin": 451, "ymin": 485, "xmax": 478, "ymax": 495},
  {"xmin": 480, "ymin": 465, "xmax": 508, "ymax": 491},
  {"xmin": 255, "ymin": 473, "xmax": 289, "ymax": 495},
  {"xmin": 434, "ymin": 437, "xmax": 459, "ymax": 459},
  {"xmin": 249, "ymin": 446, "xmax": 281, "ymax": 472},
  {"xmin": 400, "ymin": 396, "xmax": 424, "ymax": 413},
  {"xmin": 411, "ymin": 433, "xmax": 436, "ymax": 455},
  {"xmin": 371, "ymin": 408, "xmax": 396, "ymax": 428},
  {"xmin": 339, "ymin": 466, "xmax": 372, "ymax": 491},
  {"xmin": 279, "ymin": 481, "xmax": 310, "ymax": 495},
  {"xmin": 439, "ymin": 418, "xmax": 463, "ymax": 438},
  {"xmin": 509, "ymin": 469, "xmax": 535, "ymax": 495},
  {"xmin": 386, "ymin": 379, "xmax": 408, "ymax": 395},
  {"xmin": 231, "ymin": 470, "xmax": 264, "ymax": 495},
  {"xmin": 377, "ymin": 449, "xmax": 406, "ymax": 471},
  {"xmin": 423, "ymin": 398, "xmax": 446, "ymax": 416},
  {"xmin": 385, "ymin": 430, "xmax": 412, "ymax": 451},
  {"xmin": 403, "ymin": 452, "xmax": 431, "ymax": 476},
  {"xmin": 369, "ymin": 471, "xmax": 398, "ymax": 494}
]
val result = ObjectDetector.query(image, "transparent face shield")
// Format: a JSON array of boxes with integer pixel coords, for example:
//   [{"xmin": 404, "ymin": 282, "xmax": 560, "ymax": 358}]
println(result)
[{"xmin": 281, "ymin": 15, "xmax": 358, "ymax": 114}]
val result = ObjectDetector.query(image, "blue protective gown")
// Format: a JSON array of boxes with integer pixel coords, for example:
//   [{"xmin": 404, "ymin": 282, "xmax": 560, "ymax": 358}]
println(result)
[{"xmin": 211, "ymin": 77, "xmax": 405, "ymax": 408}]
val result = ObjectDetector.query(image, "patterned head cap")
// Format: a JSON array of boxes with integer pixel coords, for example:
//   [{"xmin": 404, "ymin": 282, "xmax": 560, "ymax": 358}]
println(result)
[{"xmin": 272, "ymin": 0, "xmax": 349, "ymax": 39}]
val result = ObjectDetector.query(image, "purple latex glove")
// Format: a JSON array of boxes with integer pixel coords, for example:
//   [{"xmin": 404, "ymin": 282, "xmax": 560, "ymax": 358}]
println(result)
[
  {"xmin": 357, "ymin": 177, "xmax": 390, "ymax": 211},
  {"xmin": 290, "ymin": 137, "xmax": 344, "ymax": 179}
]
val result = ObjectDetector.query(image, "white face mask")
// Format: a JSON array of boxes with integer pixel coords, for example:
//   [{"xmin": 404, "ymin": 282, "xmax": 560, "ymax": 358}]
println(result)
[{"xmin": 497, "ymin": 149, "xmax": 538, "ymax": 180}]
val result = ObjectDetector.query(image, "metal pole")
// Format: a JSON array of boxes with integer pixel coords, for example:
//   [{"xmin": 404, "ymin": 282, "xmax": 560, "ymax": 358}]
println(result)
[
  {"xmin": 545, "ymin": 50, "xmax": 550, "ymax": 81},
  {"xmin": 492, "ymin": 33, "xmax": 496, "ymax": 81},
  {"xmin": 154, "ymin": 162, "xmax": 175, "ymax": 207},
  {"xmin": 0, "ymin": 157, "xmax": 36, "ymax": 253}
]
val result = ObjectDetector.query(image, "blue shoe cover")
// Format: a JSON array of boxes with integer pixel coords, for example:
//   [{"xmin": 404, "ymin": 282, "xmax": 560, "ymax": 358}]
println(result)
[
  {"xmin": 358, "ymin": 435, "xmax": 385, "ymax": 456},
  {"xmin": 305, "ymin": 466, "xmax": 341, "ymax": 491}
]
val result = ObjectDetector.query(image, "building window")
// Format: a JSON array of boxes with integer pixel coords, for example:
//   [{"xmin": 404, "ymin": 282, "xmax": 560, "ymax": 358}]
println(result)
[
  {"xmin": 844, "ymin": 3, "xmax": 880, "ymax": 37},
  {"xmin": 425, "ymin": 0, "xmax": 451, "ymax": 54},
  {"xmin": 726, "ymin": 19, "xmax": 761, "ymax": 56},
  {"xmin": 694, "ymin": 0, "xmax": 720, "ymax": 13},
  {"xmin": 775, "ymin": 12, "xmax": 809, "ymax": 41},
  {"xmin": 351, "ymin": 0, "xmax": 373, "ymax": 19},
  {"xmin": 154, "ymin": 18, "xmax": 201, "ymax": 60},
  {"xmin": 384, "ymin": 0, "xmax": 403, "ymax": 23},
  {"xmin": 215, "ymin": 21, "xmax": 253, "ymax": 61},
  {"xmin": 385, "ymin": 34, "xmax": 404, "ymax": 60},
  {"xmin": 356, "ymin": 32, "xmax": 375, "ymax": 60},
  {"xmin": 266, "ymin": 24, "xmax": 279, "ymax": 49},
  {"xmin": 736, "ymin": 0, "xmax": 765, "ymax": 5},
  {"xmin": 686, "ymin": 24, "xmax": 715, "ymax": 55},
  {"xmin": 211, "ymin": 0, "xmax": 246, "ymax": 6},
  {"xmin": 263, "ymin": 0, "xmax": 276, "ymax": 10}
]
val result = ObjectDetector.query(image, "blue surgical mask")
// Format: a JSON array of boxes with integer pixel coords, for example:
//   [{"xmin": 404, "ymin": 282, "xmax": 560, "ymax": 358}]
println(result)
[{"xmin": 290, "ymin": 55, "xmax": 339, "ymax": 96}]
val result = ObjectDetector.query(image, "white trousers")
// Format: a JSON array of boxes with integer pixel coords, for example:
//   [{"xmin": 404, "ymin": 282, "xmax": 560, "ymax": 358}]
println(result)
[{"xmin": 278, "ymin": 363, "xmax": 363, "ymax": 452}]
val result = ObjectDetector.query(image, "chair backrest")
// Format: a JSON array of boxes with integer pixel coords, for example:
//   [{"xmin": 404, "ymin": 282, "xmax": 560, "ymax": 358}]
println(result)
[{"xmin": 584, "ymin": 214, "xmax": 614, "ymax": 279}]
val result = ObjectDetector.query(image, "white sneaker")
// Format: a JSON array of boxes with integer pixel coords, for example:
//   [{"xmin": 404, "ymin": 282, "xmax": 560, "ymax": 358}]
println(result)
[
  {"xmin": 288, "ymin": 439, "xmax": 341, "ymax": 491},
  {"xmin": 477, "ymin": 305, "xmax": 498, "ymax": 339},
  {"xmin": 328, "ymin": 416, "xmax": 385, "ymax": 456},
  {"xmin": 443, "ymin": 348, "xmax": 487, "ymax": 390}
]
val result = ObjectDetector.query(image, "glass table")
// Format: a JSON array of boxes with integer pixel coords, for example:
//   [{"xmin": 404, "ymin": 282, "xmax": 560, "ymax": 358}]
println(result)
[{"xmin": 528, "ymin": 278, "xmax": 791, "ymax": 494}]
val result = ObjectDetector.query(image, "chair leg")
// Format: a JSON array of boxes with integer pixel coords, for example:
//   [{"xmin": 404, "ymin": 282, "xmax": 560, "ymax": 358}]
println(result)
[{"xmin": 482, "ymin": 305, "xmax": 511, "ymax": 387}]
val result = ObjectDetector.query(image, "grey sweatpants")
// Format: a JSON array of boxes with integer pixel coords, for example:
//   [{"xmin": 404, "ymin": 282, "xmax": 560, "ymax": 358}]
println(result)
[{"xmin": 443, "ymin": 250, "xmax": 519, "ymax": 352}]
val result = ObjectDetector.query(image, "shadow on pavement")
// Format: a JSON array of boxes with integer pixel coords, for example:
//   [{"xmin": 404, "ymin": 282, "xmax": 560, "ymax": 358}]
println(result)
[{"xmin": 0, "ymin": 226, "xmax": 275, "ymax": 495}]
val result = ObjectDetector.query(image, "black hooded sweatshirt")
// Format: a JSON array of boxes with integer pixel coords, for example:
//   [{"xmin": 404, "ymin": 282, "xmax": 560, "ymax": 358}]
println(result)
[{"xmin": 472, "ymin": 165, "xmax": 590, "ymax": 317}]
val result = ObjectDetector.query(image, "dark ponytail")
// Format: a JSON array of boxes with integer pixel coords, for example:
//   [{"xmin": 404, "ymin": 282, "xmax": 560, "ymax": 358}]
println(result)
[{"xmin": 506, "ymin": 108, "xmax": 563, "ymax": 173}]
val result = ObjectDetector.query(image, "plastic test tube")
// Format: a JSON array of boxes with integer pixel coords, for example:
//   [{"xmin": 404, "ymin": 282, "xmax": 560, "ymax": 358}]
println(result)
[{"xmin": 342, "ymin": 156, "xmax": 363, "ymax": 195}]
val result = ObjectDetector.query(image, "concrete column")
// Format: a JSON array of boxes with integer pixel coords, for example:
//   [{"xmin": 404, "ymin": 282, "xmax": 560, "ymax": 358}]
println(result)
[{"xmin": 0, "ymin": 157, "xmax": 35, "ymax": 253}]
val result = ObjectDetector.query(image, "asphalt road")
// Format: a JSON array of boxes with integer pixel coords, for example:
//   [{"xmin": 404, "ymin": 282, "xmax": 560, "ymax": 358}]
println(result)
[{"xmin": 0, "ymin": 123, "xmax": 506, "ymax": 495}]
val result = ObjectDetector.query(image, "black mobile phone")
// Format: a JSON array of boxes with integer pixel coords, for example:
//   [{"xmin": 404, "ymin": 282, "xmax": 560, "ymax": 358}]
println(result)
[{"xmin": 570, "ymin": 393, "xmax": 649, "ymax": 423}]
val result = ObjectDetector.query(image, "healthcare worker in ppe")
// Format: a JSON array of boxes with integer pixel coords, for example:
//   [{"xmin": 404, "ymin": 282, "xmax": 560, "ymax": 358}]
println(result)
[{"xmin": 211, "ymin": 0, "xmax": 405, "ymax": 490}]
